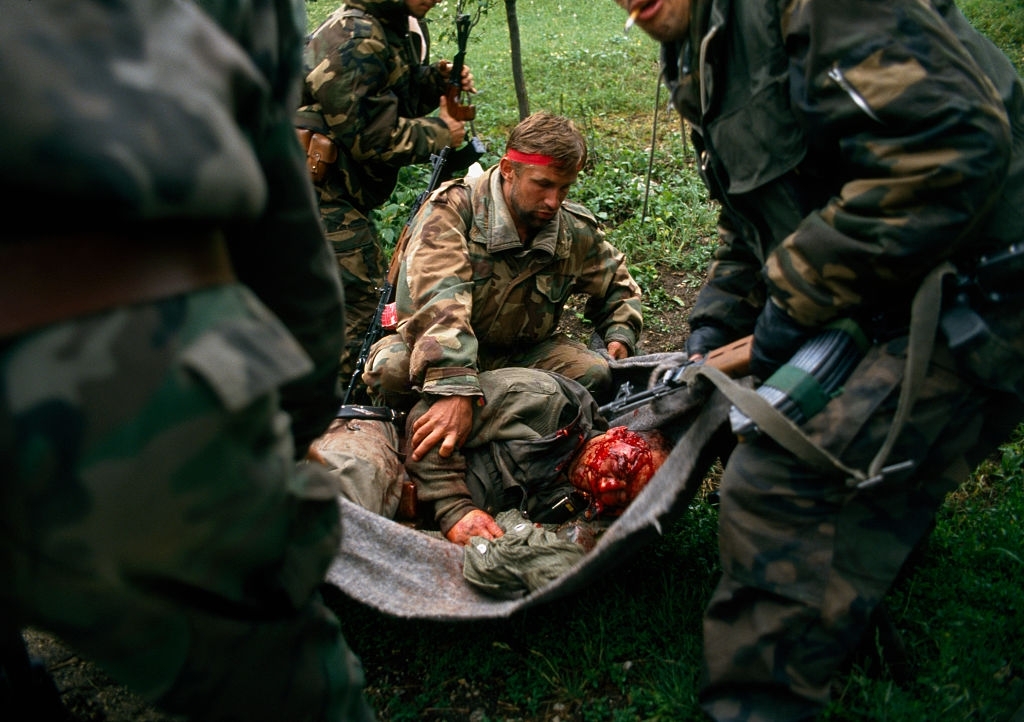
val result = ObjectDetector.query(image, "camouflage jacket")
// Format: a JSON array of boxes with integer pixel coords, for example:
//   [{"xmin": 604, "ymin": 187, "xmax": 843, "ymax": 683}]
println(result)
[
  {"xmin": 2, "ymin": 0, "xmax": 346, "ymax": 450},
  {"xmin": 407, "ymin": 368, "xmax": 608, "ymax": 535},
  {"xmin": 300, "ymin": 0, "xmax": 452, "ymax": 212},
  {"xmin": 667, "ymin": 0, "xmax": 1024, "ymax": 340},
  {"xmin": 395, "ymin": 165, "xmax": 644, "ymax": 395}
]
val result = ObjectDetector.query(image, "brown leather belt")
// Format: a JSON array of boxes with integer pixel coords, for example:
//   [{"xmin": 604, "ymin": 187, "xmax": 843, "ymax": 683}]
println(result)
[{"xmin": 0, "ymin": 227, "xmax": 236, "ymax": 339}]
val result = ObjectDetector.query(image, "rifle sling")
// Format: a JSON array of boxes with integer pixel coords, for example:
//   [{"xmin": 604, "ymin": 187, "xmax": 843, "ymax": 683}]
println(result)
[
  {"xmin": 691, "ymin": 262, "xmax": 953, "ymax": 489},
  {"xmin": 335, "ymin": 404, "xmax": 405, "ymax": 424}
]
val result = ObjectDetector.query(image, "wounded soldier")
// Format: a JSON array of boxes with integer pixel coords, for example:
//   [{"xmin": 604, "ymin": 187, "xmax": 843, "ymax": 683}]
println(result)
[{"xmin": 308, "ymin": 367, "xmax": 669, "ymax": 546}]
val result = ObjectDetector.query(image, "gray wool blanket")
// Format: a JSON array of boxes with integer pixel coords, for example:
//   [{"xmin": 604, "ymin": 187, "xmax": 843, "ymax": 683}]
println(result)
[{"xmin": 325, "ymin": 353, "xmax": 736, "ymax": 620}]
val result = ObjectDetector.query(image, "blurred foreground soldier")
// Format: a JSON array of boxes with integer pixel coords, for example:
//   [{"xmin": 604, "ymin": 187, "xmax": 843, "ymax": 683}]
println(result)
[
  {"xmin": 364, "ymin": 113, "xmax": 644, "ymax": 464},
  {"xmin": 0, "ymin": 0, "xmax": 374, "ymax": 720},
  {"xmin": 611, "ymin": 0, "xmax": 1024, "ymax": 718},
  {"xmin": 299, "ymin": 0, "xmax": 476, "ymax": 392}
]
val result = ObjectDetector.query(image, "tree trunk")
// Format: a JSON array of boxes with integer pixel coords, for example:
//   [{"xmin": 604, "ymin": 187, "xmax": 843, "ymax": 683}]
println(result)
[{"xmin": 504, "ymin": 0, "xmax": 529, "ymax": 119}]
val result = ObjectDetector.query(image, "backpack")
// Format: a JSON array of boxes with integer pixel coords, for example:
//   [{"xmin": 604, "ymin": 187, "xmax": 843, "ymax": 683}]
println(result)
[{"xmin": 464, "ymin": 372, "xmax": 606, "ymax": 524}]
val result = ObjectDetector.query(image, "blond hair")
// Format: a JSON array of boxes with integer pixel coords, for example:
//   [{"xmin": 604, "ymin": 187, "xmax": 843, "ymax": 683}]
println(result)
[{"xmin": 505, "ymin": 112, "xmax": 587, "ymax": 170}]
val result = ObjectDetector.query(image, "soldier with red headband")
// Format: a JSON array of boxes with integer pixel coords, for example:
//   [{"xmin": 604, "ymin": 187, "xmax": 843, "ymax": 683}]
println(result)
[{"xmin": 363, "ymin": 112, "xmax": 644, "ymax": 466}]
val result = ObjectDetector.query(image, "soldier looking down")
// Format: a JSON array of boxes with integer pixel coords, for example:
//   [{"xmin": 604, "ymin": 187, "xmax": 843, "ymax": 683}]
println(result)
[{"xmin": 363, "ymin": 112, "xmax": 645, "ymax": 466}]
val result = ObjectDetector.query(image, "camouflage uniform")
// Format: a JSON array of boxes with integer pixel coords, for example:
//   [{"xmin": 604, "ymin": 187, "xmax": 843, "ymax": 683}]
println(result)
[
  {"xmin": 407, "ymin": 368, "xmax": 607, "ymax": 535},
  {"xmin": 363, "ymin": 164, "xmax": 644, "ymax": 404},
  {"xmin": 300, "ymin": 0, "xmax": 454, "ymax": 389},
  {"xmin": 659, "ymin": 0, "xmax": 1024, "ymax": 718},
  {"xmin": 0, "ymin": 0, "xmax": 373, "ymax": 719}
]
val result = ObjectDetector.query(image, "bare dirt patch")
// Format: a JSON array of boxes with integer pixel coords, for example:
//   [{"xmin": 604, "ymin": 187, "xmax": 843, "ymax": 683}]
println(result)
[{"xmin": 560, "ymin": 266, "xmax": 698, "ymax": 355}]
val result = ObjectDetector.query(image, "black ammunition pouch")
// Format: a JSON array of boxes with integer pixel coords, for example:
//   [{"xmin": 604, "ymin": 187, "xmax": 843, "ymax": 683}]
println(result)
[{"xmin": 941, "ymin": 243, "xmax": 1024, "ymax": 399}]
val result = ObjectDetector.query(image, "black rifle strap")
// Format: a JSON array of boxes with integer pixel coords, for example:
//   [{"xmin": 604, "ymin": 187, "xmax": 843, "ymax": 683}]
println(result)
[{"xmin": 335, "ymin": 404, "xmax": 406, "ymax": 425}]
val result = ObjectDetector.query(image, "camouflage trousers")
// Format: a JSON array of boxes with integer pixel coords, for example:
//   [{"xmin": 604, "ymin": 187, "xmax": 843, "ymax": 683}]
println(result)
[
  {"xmin": 361, "ymin": 331, "xmax": 613, "ymax": 409},
  {"xmin": 0, "ymin": 286, "xmax": 374, "ymax": 722},
  {"xmin": 322, "ymin": 202, "xmax": 386, "ymax": 395},
  {"xmin": 700, "ymin": 334, "xmax": 1024, "ymax": 721}
]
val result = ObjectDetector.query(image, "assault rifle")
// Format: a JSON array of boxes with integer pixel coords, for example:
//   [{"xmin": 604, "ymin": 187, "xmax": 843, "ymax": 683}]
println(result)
[
  {"xmin": 438, "ymin": 8, "xmax": 486, "ymax": 180},
  {"xmin": 337, "ymin": 146, "xmax": 453, "ymax": 419},
  {"xmin": 600, "ymin": 335, "xmax": 753, "ymax": 418},
  {"xmin": 445, "ymin": 12, "xmax": 476, "ymax": 122},
  {"xmin": 601, "ymin": 322, "xmax": 869, "ymax": 437}
]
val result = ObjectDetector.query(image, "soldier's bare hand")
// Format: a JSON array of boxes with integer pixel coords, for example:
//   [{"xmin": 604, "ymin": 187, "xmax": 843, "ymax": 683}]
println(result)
[
  {"xmin": 437, "ymin": 61, "xmax": 476, "ymax": 93},
  {"xmin": 409, "ymin": 394, "xmax": 475, "ymax": 461},
  {"xmin": 438, "ymin": 95, "xmax": 466, "ymax": 146},
  {"xmin": 607, "ymin": 340, "xmax": 629, "ymax": 360},
  {"xmin": 446, "ymin": 509, "xmax": 504, "ymax": 545},
  {"xmin": 458, "ymin": 64, "xmax": 476, "ymax": 94}
]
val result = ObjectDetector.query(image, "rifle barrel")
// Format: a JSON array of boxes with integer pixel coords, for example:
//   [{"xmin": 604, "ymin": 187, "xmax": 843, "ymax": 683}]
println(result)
[{"xmin": 598, "ymin": 335, "xmax": 753, "ymax": 418}]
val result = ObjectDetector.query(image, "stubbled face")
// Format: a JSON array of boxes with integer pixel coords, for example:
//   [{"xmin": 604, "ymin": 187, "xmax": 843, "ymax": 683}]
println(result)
[
  {"xmin": 405, "ymin": 0, "xmax": 440, "ymax": 19},
  {"xmin": 499, "ymin": 158, "xmax": 579, "ymax": 237},
  {"xmin": 569, "ymin": 427, "xmax": 670, "ymax": 517},
  {"xmin": 613, "ymin": 0, "xmax": 692, "ymax": 44}
]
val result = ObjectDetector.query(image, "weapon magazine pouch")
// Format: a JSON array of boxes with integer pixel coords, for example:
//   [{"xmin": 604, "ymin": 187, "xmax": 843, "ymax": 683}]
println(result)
[{"xmin": 306, "ymin": 133, "xmax": 337, "ymax": 183}]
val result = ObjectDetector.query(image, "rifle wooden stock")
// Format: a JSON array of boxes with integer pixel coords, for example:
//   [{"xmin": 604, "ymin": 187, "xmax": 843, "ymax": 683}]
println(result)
[
  {"xmin": 445, "ymin": 84, "xmax": 476, "ymax": 121},
  {"xmin": 703, "ymin": 334, "xmax": 753, "ymax": 377},
  {"xmin": 444, "ymin": 13, "xmax": 476, "ymax": 122}
]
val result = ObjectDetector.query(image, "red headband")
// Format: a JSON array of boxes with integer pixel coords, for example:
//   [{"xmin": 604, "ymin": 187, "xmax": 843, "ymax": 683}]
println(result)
[{"xmin": 504, "ymin": 148, "xmax": 557, "ymax": 166}]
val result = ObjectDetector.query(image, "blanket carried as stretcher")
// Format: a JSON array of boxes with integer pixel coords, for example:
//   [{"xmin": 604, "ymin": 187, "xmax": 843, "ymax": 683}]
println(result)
[{"xmin": 324, "ymin": 353, "xmax": 737, "ymax": 620}]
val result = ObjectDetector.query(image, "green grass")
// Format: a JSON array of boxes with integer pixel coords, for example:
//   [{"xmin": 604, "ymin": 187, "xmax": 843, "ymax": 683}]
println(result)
[
  {"xmin": 959, "ymin": 0, "xmax": 1024, "ymax": 70},
  {"xmin": 305, "ymin": 1, "xmax": 1024, "ymax": 719},
  {"xmin": 825, "ymin": 441, "xmax": 1024, "ymax": 721}
]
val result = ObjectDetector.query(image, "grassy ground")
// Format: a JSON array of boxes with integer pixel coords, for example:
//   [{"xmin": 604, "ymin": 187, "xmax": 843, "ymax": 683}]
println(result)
[{"xmin": 302, "ymin": 1, "xmax": 1024, "ymax": 721}]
